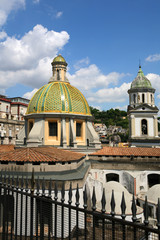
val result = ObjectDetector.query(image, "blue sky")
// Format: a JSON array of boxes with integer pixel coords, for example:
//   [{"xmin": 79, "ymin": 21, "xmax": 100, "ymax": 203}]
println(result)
[{"xmin": 0, "ymin": 0, "xmax": 160, "ymax": 112}]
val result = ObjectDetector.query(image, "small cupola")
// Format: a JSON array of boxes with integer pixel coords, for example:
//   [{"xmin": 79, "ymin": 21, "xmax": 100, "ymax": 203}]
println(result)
[{"xmin": 49, "ymin": 54, "xmax": 69, "ymax": 83}]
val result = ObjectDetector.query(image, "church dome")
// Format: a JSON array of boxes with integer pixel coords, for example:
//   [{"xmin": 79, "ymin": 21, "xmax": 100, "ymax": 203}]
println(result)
[
  {"xmin": 52, "ymin": 54, "xmax": 67, "ymax": 65},
  {"xmin": 26, "ymin": 81, "xmax": 91, "ymax": 116},
  {"xmin": 131, "ymin": 66, "xmax": 153, "ymax": 89}
]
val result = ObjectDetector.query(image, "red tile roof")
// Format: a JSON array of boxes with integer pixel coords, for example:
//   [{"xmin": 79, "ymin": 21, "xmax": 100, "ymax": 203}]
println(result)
[
  {"xmin": 0, "ymin": 98, "xmax": 11, "ymax": 103},
  {"xmin": 0, "ymin": 147, "xmax": 85, "ymax": 163},
  {"xmin": 0, "ymin": 145, "xmax": 15, "ymax": 152},
  {"xmin": 91, "ymin": 147, "xmax": 160, "ymax": 157},
  {"xmin": 11, "ymin": 102, "xmax": 28, "ymax": 106}
]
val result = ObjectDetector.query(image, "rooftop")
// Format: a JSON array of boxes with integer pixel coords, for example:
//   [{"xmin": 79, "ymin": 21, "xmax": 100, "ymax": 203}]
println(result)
[
  {"xmin": 0, "ymin": 146, "xmax": 85, "ymax": 163},
  {"xmin": 90, "ymin": 146, "xmax": 160, "ymax": 157}
]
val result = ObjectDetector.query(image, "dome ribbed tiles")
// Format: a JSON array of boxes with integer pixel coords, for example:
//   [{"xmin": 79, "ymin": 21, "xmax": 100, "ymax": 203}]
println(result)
[
  {"xmin": 27, "ymin": 82, "xmax": 91, "ymax": 116},
  {"xmin": 131, "ymin": 67, "xmax": 153, "ymax": 89}
]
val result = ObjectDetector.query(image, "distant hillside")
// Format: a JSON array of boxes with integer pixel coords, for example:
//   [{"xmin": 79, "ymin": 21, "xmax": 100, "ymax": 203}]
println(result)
[{"xmin": 90, "ymin": 107, "xmax": 129, "ymax": 129}]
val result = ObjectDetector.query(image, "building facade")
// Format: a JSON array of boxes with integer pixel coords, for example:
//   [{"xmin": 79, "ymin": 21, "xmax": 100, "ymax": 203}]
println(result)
[{"xmin": 0, "ymin": 96, "xmax": 29, "ymax": 144}]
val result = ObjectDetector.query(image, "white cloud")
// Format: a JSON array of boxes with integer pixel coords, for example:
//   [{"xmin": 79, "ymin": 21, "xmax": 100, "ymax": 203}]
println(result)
[
  {"xmin": 33, "ymin": 0, "xmax": 40, "ymax": 4},
  {"xmin": 0, "ymin": 25, "xmax": 69, "ymax": 92},
  {"xmin": 74, "ymin": 57, "xmax": 90, "ymax": 70},
  {"xmin": 0, "ymin": 0, "xmax": 25, "ymax": 27},
  {"xmin": 0, "ymin": 57, "xmax": 53, "ymax": 90},
  {"xmin": 68, "ymin": 64, "xmax": 126, "ymax": 91},
  {"xmin": 23, "ymin": 88, "xmax": 38, "ymax": 99},
  {"xmin": 0, "ymin": 31, "xmax": 7, "ymax": 40},
  {"xmin": 146, "ymin": 54, "xmax": 160, "ymax": 62},
  {"xmin": 0, "ymin": 24, "xmax": 69, "ymax": 71},
  {"xmin": 55, "ymin": 11, "xmax": 63, "ymax": 18},
  {"xmin": 87, "ymin": 82, "xmax": 130, "ymax": 103},
  {"xmin": 146, "ymin": 73, "xmax": 160, "ymax": 93},
  {"xmin": 114, "ymin": 105, "xmax": 128, "ymax": 111}
]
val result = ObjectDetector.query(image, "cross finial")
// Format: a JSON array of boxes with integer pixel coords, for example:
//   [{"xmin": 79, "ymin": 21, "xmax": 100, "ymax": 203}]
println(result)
[{"xmin": 139, "ymin": 59, "xmax": 141, "ymax": 69}]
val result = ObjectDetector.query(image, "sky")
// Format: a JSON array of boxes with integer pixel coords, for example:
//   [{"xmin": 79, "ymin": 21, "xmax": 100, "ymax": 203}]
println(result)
[{"xmin": 0, "ymin": 0, "xmax": 160, "ymax": 112}]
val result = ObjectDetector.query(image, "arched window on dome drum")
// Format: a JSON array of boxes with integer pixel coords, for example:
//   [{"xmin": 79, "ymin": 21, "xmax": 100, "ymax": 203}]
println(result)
[
  {"xmin": 151, "ymin": 94, "xmax": 153, "ymax": 103},
  {"xmin": 141, "ymin": 119, "xmax": 147, "ymax": 135},
  {"xmin": 142, "ymin": 93, "xmax": 145, "ymax": 103},
  {"xmin": 76, "ymin": 123, "xmax": 82, "ymax": 137}
]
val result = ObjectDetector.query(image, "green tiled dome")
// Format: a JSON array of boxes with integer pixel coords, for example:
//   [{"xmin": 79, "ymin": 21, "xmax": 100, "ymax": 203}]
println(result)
[
  {"xmin": 131, "ymin": 67, "xmax": 153, "ymax": 89},
  {"xmin": 26, "ymin": 82, "xmax": 91, "ymax": 116},
  {"xmin": 52, "ymin": 55, "xmax": 66, "ymax": 63}
]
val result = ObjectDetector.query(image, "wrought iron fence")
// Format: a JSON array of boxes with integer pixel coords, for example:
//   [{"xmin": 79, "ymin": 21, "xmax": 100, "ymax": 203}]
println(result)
[{"xmin": 0, "ymin": 171, "xmax": 160, "ymax": 240}]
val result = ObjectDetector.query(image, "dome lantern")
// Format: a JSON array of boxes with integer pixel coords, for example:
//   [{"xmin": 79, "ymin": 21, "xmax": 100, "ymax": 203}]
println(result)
[{"xmin": 50, "ymin": 54, "xmax": 69, "ymax": 83}]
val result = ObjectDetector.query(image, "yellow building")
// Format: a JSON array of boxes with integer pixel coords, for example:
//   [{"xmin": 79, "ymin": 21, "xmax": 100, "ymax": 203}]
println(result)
[{"xmin": 17, "ymin": 55, "xmax": 101, "ymax": 149}]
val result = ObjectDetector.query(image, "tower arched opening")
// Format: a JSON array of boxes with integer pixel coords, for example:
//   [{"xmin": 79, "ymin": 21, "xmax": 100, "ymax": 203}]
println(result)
[{"xmin": 141, "ymin": 119, "xmax": 147, "ymax": 135}]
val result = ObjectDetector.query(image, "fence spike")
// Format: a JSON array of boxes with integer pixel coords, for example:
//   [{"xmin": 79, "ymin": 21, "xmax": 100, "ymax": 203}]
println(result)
[
  {"xmin": 131, "ymin": 194, "xmax": 137, "ymax": 222},
  {"xmin": 25, "ymin": 177, "xmax": 29, "ymax": 192},
  {"xmin": 101, "ymin": 188, "xmax": 106, "ymax": 213},
  {"xmin": 144, "ymin": 196, "xmax": 149, "ymax": 225},
  {"xmin": 121, "ymin": 192, "xmax": 126, "ymax": 219},
  {"xmin": 31, "ymin": 168, "xmax": 35, "ymax": 194},
  {"xmin": 54, "ymin": 181, "xmax": 58, "ymax": 201},
  {"xmin": 8, "ymin": 174, "xmax": 10, "ymax": 187},
  {"xmin": 12, "ymin": 175, "xmax": 14, "ymax": 187},
  {"xmin": 16, "ymin": 175, "xmax": 19, "ymax": 188},
  {"xmin": 92, "ymin": 186, "xmax": 96, "ymax": 211},
  {"xmin": 21, "ymin": 176, "xmax": 24, "ymax": 190},
  {"xmin": 110, "ymin": 190, "xmax": 115, "ymax": 216},
  {"xmin": 42, "ymin": 178, "xmax": 45, "ymax": 196},
  {"xmin": 61, "ymin": 181, "xmax": 65, "ymax": 203},
  {"xmin": 48, "ymin": 178, "xmax": 52, "ymax": 198},
  {"xmin": 68, "ymin": 182, "xmax": 72, "ymax": 204},
  {"xmin": 75, "ymin": 184, "xmax": 80, "ymax": 207},
  {"xmin": 0, "ymin": 171, "xmax": 2, "ymax": 184},
  {"xmin": 4, "ymin": 171, "xmax": 6, "ymax": 184},
  {"xmin": 83, "ymin": 185, "xmax": 88, "ymax": 209},
  {"xmin": 36, "ymin": 177, "xmax": 40, "ymax": 195},
  {"xmin": 156, "ymin": 198, "xmax": 160, "ymax": 229}
]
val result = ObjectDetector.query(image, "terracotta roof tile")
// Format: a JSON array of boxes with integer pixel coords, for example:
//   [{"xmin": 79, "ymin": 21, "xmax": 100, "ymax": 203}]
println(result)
[
  {"xmin": 90, "ymin": 147, "xmax": 160, "ymax": 157},
  {"xmin": 0, "ymin": 147, "xmax": 84, "ymax": 163},
  {"xmin": 0, "ymin": 145, "xmax": 15, "ymax": 152}
]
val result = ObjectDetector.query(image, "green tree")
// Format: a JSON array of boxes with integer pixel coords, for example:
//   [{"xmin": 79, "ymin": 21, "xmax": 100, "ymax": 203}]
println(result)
[{"xmin": 90, "ymin": 107, "xmax": 129, "ymax": 129}]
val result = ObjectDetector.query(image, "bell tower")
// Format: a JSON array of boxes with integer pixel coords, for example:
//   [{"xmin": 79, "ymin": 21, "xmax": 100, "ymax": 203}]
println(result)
[{"xmin": 127, "ymin": 66, "xmax": 160, "ymax": 147}]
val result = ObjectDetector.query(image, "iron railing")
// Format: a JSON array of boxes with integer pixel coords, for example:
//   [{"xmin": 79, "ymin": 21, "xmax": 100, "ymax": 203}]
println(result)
[{"xmin": 0, "ymin": 172, "xmax": 160, "ymax": 240}]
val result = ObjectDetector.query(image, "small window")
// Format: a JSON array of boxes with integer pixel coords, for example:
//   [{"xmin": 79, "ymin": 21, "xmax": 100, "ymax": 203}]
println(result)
[
  {"xmin": 133, "ymin": 94, "xmax": 136, "ymax": 103},
  {"xmin": 76, "ymin": 123, "xmax": 82, "ymax": 137},
  {"xmin": 142, "ymin": 94, "xmax": 145, "ymax": 103},
  {"xmin": 151, "ymin": 94, "xmax": 153, "ymax": 103},
  {"xmin": 49, "ymin": 122, "xmax": 57, "ymax": 136},
  {"xmin": 57, "ymin": 69, "xmax": 60, "ymax": 80}
]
